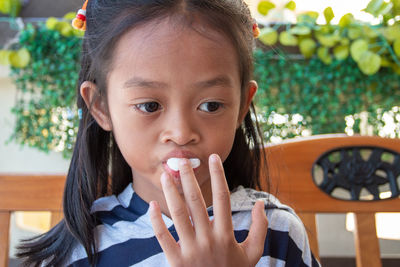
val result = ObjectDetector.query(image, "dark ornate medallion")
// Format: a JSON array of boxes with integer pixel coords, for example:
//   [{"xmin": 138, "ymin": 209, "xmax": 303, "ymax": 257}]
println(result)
[{"xmin": 312, "ymin": 146, "xmax": 400, "ymax": 201}]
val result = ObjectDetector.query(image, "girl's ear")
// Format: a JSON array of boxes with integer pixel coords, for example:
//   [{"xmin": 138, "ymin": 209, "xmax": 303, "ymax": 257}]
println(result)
[
  {"xmin": 80, "ymin": 81, "xmax": 112, "ymax": 131},
  {"xmin": 237, "ymin": 80, "xmax": 258, "ymax": 128}
]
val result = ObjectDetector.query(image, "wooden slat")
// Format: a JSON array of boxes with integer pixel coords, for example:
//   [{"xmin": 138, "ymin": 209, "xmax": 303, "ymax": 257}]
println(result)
[
  {"xmin": 298, "ymin": 212, "xmax": 319, "ymax": 260},
  {"xmin": 0, "ymin": 211, "xmax": 11, "ymax": 267},
  {"xmin": 0, "ymin": 175, "xmax": 65, "ymax": 211},
  {"xmin": 264, "ymin": 134, "xmax": 400, "ymax": 213},
  {"xmin": 354, "ymin": 213, "xmax": 382, "ymax": 267}
]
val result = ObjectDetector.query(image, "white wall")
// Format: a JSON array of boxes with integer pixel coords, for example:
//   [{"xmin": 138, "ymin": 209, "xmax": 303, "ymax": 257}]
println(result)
[{"xmin": 0, "ymin": 65, "xmax": 70, "ymax": 173}]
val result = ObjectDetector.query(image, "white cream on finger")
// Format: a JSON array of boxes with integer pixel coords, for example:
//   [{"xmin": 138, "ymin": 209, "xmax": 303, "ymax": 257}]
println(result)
[{"xmin": 166, "ymin": 158, "xmax": 200, "ymax": 171}]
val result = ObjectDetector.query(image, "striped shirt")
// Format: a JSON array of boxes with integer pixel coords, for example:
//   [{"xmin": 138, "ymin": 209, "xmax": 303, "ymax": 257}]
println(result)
[{"xmin": 65, "ymin": 184, "xmax": 320, "ymax": 266}]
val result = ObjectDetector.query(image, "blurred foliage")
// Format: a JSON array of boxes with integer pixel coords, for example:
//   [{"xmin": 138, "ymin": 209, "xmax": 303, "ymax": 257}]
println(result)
[
  {"xmin": 253, "ymin": 49, "xmax": 400, "ymax": 141},
  {"xmin": 6, "ymin": 17, "xmax": 82, "ymax": 158},
  {"xmin": 2, "ymin": 1, "xmax": 400, "ymax": 157},
  {"xmin": 0, "ymin": 0, "xmax": 22, "ymax": 17},
  {"xmin": 258, "ymin": 0, "xmax": 400, "ymax": 75}
]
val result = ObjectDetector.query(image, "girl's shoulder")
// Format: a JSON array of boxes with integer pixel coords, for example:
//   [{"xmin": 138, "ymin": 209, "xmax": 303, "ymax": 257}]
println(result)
[
  {"xmin": 229, "ymin": 186, "xmax": 320, "ymax": 267},
  {"xmin": 230, "ymin": 186, "xmax": 308, "ymax": 235},
  {"xmin": 230, "ymin": 186, "xmax": 297, "ymax": 220}
]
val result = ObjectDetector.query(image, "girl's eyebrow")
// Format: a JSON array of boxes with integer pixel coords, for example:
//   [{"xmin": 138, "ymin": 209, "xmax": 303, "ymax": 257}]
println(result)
[
  {"xmin": 194, "ymin": 75, "xmax": 233, "ymax": 90},
  {"xmin": 123, "ymin": 77, "xmax": 167, "ymax": 90},
  {"xmin": 123, "ymin": 75, "xmax": 233, "ymax": 90}
]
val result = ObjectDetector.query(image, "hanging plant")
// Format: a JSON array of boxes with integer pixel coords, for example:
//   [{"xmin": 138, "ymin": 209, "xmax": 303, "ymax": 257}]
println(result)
[{"xmin": 4, "ymin": 14, "xmax": 83, "ymax": 158}]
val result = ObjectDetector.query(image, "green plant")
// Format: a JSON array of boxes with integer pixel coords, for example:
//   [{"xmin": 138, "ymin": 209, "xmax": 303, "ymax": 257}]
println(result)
[
  {"xmin": 253, "ymin": 49, "xmax": 400, "ymax": 141},
  {"xmin": 3, "ymin": 1, "xmax": 400, "ymax": 158},
  {"xmin": 257, "ymin": 0, "xmax": 400, "ymax": 75},
  {"xmin": 8, "ymin": 20, "xmax": 82, "ymax": 158}
]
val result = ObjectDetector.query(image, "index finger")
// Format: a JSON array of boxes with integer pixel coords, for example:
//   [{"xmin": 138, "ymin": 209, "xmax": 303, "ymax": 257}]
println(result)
[{"xmin": 209, "ymin": 154, "xmax": 233, "ymax": 233}]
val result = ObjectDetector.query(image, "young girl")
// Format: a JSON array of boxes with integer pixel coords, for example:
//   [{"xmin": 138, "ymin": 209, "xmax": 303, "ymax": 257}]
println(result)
[{"xmin": 18, "ymin": 0, "xmax": 319, "ymax": 266}]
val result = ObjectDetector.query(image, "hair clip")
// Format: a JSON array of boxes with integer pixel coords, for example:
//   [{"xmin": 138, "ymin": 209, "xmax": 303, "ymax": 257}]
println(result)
[
  {"xmin": 78, "ymin": 108, "xmax": 83, "ymax": 120},
  {"xmin": 253, "ymin": 21, "xmax": 260, "ymax": 38},
  {"xmin": 72, "ymin": 0, "xmax": 88, "ymax": 31}
]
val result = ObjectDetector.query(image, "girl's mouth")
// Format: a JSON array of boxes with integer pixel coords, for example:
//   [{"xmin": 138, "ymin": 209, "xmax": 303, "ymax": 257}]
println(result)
[{"xmin": 163, "ymin": 157, "xmax": 201, "ymax": 178}]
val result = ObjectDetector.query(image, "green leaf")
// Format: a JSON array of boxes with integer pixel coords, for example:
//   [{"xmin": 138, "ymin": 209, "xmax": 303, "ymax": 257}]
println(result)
[
  {"xmin": 339, "ymin": 13, "xmax": 354, "ymax": 27},
  {"xmin": 316, "ymin": 33, "xmax": 338, "ymax": 48},
  {"xmin": 363, "ymin": 0, "xmax": 384, "ymax": 15},
  {"xmin": 317, "ymin": 47, "xmax": 332, "ymax": 65},
  {"xmin": 323, "ymin": 7, "xmax": 334, "ymax": 24},
  {"xmin": 348, "ymin": 26, "xmax": 362, "ymax": 40},
  {"xmin": 299, "ymin": 38, "xmax": 316, "ymax": 58},
  {"xmin": 0, "ymin": 50, "xmax": 11, "ymax": 65},
  {"xmin": 9, "ymin": 48, "xmax": 31, "ymax": 68},
  {"xmin": 357, "ymin": 51, "xmax": 381, "ymax": 75},
  {"xmin": 393, "ymin": 0, "xmax": 400, "ymax": 16},
  {"xmin": 0, "ymin": 0, "xmax": 11, "ymax": 14},
  {"xmin": 380, "ymin": 56, "xmax": 391, "ymax": 67},
  {"xmin": 363, "ymin": 25, "xmax": 379, "ymax": 38},
  {"xmin": 382, "ymin": 25, "xmax": 400, "ymax": 42},
  {"xmin": 46, "ymin": 17, "xmax": 59, "ymax": 30},
  {"xmin": 257, "ymin": 1, "xmax": 276, "ymax": 16},
  {"xmin": 333, "ymin": 45, "xmax": 349, "ymax": 60},
  {"xmin": 377, "ymin": 2, "xmax": 393, "ymax": 16},
  {"xmin": 317, "ymin": 25, "xmax": 332, "ymax": 34},
  {"xmin": 340, "ymin": 38, "xmax": 350, "ymax": 46},
  {"xmin": 12, "ymin": 1, "xmax": 22, "ymax": 16},
  {"xmin": 259, "ymin": 27, "xmax": 278, "ymax": 45},
  {"xmin": 2, "ymin": 0, "xmax": 22, "ymax": 17},
  {"xmin": 279, "ymin": 31, "xmax": 298, "ymax": 46},
  {"xmin": 350, "ymin": 39, "xmax": 369, "ymax": 62},
  {"xmin": 285, "ymin": 0, "xmax": 296, "ymax": 11},
  {"xmin": 305, "ymin": 11, "xmax": 319, "ymax": 20},
  {"xmin": 63, "ymin": 12, "xmax": 76, "ymax": 20},
  {"xmin": 362, "ymin": 0, "xmax": 392, "ymax": 17},
  {"xmin": 59, "ymin": 23, "xmax": 74, "ymax": 37},
  {"xmin": 289, "ymin": 26, "xmax": 311, "ymax": 35},
  {"xmin": 297, "ymin": 12, "xmax": 319, "ymax": 24},
  {"xmin": 393, "ymin": 38, "xmax": 400, "ymax": 56}
]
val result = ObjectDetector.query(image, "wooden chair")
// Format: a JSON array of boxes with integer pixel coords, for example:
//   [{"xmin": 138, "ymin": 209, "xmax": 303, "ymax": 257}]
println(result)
[
  {"xmin": 0, "ymin": 175, "xmax": 65, "ymax": 267},
  {"xmin": 1, "ymin": 134, "xmax": 399, "ymax": 267},
  {"xmin": 262, "ymin": 134, "xmax": 400, "ymax": 267}
]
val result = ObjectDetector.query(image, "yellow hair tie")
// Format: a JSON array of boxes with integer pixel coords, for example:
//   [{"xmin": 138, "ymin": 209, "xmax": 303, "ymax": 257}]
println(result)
[{"xmin": 72, "ymin": 0, "xmax": 88, "ymax": 31}]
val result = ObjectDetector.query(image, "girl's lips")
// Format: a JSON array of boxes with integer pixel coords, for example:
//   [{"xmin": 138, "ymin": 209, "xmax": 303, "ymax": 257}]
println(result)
[{"xmin": 163, "ymin": 162, "xmax": 180, "ymax": 178}]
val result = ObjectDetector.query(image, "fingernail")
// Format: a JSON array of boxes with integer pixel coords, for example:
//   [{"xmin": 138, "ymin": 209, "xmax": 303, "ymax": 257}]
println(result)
[
  {"xmin": 179, "ymin": 158, "xmax": 189, "ymax": 167},
  {"xmin": 149, "ymin": 200, "xmax": 158, "ymax": 211},
  {"xmin": 210, "ymin": 154, "xmax": 219, "ymax": 163}
]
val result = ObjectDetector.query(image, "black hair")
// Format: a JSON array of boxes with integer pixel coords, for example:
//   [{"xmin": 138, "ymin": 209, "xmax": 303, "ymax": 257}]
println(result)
[{"xmin": 17, "ymin": 0, "xmax": 267, "ymax": 266}]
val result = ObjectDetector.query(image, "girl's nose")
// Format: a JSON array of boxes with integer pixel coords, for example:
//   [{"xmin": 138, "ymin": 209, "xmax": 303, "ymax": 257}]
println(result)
[{"xmin": 160, "ymin": 110, "xmax": 200, "ymax": 146}]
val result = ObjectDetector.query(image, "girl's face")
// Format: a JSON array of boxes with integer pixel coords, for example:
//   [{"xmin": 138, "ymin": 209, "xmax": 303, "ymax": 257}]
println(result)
[{"xmin": 85, "ymin": 18, "xmax": 256, "ymax": 206}]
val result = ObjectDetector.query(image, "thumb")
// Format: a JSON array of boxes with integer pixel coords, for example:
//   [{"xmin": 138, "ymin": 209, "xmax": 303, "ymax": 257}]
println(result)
[{"xmin": 241, "ymin": 200, "xmax": 268, "ymax": 266}]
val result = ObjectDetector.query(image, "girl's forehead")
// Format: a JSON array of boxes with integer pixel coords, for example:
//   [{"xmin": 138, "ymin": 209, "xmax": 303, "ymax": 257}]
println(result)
[
  {"xmin": 110, "ymin": 17, "xmax": 237, "ymax": 69},
  {"xmin": 105, "ymin": 16, "xmax": 241, "ymax": 92}
]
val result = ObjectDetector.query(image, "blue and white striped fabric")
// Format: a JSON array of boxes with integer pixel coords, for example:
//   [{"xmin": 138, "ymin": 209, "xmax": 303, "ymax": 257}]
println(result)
[{"xmin": 65, "ymin": 184, "xmax": 320, "ymax": 266}]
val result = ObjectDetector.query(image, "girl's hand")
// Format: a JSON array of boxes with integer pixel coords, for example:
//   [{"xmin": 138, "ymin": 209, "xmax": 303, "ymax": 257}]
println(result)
[{"xmin": 149, "ymin": 154, "xmax": 268, "ymax": 267}]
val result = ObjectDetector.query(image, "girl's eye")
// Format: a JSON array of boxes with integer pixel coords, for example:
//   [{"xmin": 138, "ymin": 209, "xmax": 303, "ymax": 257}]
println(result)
[
  {"xmin": 135, "ymin": 102, "xmax": 161, "ymax": 113},
  {"xmin": 198, "ymin": 102, "xmax": 223, "ymax": 113}
]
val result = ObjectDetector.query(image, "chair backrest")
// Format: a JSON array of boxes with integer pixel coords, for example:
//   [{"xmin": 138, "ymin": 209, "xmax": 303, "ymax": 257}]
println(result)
[
  {"xmin": 1, "ymin": 134, "xmax": 399, "ymax": 267},
  {"xmin": 262, "ymin": 134, "xmax": 400, "ymax": 267},
  {"xmin": 0, "ymin": 175, "xmax": 65, "ymax": 267}
]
